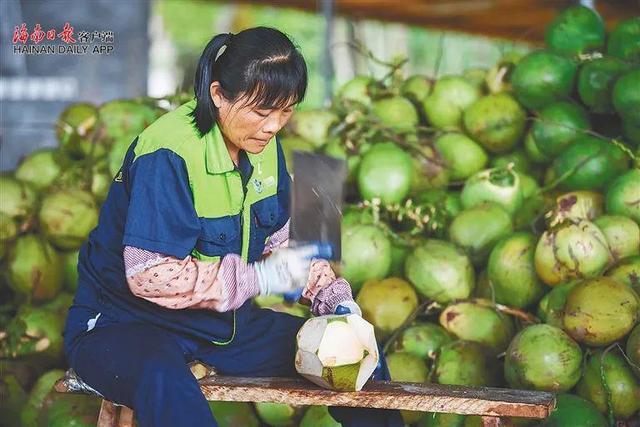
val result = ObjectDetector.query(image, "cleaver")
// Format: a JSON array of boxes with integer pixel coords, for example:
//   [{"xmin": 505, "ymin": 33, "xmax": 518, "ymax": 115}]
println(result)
[{"xmin": 284, "ymin": 151, "xmax": 347, "ymax": 302}]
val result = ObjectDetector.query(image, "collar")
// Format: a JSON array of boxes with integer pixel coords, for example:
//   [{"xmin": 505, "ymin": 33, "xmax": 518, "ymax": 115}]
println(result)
[{"xmin": 204, "ymin": 122, "xmax": 236, "ymax": 174}]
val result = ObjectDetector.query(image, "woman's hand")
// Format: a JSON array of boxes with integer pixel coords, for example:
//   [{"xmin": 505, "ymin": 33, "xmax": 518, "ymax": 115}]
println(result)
[{"xmin": 254, "ymin": 245, "xmax": 321, "ymax": 295}]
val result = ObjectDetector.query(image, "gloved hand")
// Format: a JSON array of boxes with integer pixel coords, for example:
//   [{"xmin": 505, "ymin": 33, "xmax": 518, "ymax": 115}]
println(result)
[{"xmin": 254, "ymin": 245, "xmax": 321, "ymax": 296}]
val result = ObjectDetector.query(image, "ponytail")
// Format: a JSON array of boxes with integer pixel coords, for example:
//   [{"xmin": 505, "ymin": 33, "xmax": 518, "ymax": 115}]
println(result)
[{"xmin": 191, "ymin": 33, "xmax": 233, "ymax": 136}]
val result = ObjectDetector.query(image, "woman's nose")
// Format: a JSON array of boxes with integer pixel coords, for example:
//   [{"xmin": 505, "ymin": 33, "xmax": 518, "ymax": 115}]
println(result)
[{"xmin": 262, "ymin": 114, "xmax": 281, "ymax": 134}]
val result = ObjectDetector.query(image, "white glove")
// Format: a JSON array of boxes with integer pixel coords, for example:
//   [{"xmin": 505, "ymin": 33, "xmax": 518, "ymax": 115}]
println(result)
[{"xmin": 254, "ymin": 245, "xmax": 320, "ymax": 296}]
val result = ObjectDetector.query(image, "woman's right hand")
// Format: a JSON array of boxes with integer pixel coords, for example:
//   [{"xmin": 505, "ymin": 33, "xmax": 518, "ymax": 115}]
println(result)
[{"xmin": 254, "ymin": 245, "xmax": 322, "ymax": 295}]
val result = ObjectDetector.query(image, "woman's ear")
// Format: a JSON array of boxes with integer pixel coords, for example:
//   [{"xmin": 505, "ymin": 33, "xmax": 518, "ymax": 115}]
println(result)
[{"xmin": 209, "ymin": 81, "xmax": 224, "ymax": 108}]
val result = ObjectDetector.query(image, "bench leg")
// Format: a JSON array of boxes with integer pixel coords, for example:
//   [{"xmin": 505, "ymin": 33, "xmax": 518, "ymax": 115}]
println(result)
[
  {"xmin": 117, "ymin": 406, "xmax": 135, "ymax": 427},
  {"xmin": 96, "ymin": 400, "xmax": 136, "ymax": 427},
  {"xmin": 482, "ymin": 416, "xmax": 502, "ymax": 427},
  {"xmin": 97, "ymin": 400, "xmax": 118, "ymax": 427}
]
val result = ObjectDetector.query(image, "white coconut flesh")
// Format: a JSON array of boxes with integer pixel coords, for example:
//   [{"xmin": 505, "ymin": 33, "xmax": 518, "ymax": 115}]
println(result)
[{"xmin": 296, "ymin": 314, "xmax": 380, "ymax": 391}]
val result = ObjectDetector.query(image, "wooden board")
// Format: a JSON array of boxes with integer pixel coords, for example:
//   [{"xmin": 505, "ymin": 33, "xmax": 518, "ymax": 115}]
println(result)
[{"xmin": 199, "ymin": 376, "xmax": 555, "ymax": 419}]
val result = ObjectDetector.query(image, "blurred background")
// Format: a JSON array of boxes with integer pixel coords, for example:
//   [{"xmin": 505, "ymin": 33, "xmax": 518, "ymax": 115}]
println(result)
[{"xmin": 4, "ymin": 0, "xmax": 632, "ymax": 171}]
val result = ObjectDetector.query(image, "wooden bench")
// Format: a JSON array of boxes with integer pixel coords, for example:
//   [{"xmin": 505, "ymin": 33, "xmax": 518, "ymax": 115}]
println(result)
[{"xmin": 54, "ymin": 369, "xmax": 555, "ymax": 427}]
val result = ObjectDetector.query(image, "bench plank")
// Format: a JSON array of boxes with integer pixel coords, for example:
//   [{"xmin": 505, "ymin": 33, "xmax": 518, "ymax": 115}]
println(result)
[{"xmin": 199, "ymin": 376, "xmax": 555, "ymax": 419}]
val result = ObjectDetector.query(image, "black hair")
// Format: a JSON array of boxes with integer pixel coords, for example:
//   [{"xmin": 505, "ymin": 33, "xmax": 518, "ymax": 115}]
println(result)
[{"xmin": 190, "ymin": 27, "xmax": 308, "ymax": 137}]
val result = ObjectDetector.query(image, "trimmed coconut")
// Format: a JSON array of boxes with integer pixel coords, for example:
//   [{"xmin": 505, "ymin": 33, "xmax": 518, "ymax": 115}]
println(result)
[{"xmin": 296, "ymin": 314, "xmax": 378, "ymax": 392}]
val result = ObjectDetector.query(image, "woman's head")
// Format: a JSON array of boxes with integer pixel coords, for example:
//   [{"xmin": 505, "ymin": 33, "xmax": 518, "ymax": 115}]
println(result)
[{"xmin": 190, "ymin": 27, "xmax": 307, "ymax": 155}]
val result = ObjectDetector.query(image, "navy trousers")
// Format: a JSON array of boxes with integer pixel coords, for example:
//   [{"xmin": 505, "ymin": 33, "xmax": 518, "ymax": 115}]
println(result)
[{"xmin": 64, "ymin": 305, "xmax": 403, "ymax": 427}]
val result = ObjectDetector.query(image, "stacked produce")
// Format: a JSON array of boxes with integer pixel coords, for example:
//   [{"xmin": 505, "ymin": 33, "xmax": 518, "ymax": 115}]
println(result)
[
  {"xmin": 280, "ymin": 7, "xmax": 640, "ymax": 427},
  {"xmin": 2, "ymin": 7, "xmax": 639, "ymax": 426}
]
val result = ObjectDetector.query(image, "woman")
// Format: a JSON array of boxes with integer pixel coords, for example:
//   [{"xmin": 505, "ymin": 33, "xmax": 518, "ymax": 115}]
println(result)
[{"xmin": 63, "ymin": 27, "xmax": 402, "ymax": 427}]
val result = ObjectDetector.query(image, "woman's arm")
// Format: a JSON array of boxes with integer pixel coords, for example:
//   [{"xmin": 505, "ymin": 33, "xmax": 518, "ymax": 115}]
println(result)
[{"xmin": 124, "ymin": 246, "xmax": 259, "ymax": 311}]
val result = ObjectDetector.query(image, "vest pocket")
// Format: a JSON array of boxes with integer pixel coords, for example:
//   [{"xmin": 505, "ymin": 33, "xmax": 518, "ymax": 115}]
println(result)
[
  {"xmin": 196, "ymin": 216, "xmax": 241, "ymax": 257},
  {"xmin": 253, "ymin": 196, "xmax": 279, "ymax": 229}
]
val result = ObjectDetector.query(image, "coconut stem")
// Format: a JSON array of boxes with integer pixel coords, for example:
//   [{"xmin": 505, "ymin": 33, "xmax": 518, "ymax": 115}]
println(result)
[
  {"xmin": 470, "ymin": 298, "xmax": 539, "ymax": 324},
  {"xmin": 382, "ymin": 300, "xmax": 432, "ymax": 354}
]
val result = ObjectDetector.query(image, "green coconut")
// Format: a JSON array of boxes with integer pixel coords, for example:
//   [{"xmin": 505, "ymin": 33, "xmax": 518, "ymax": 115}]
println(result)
[
  {"xmin": 434, "ymin": 133, "xmax": 488, "ymax": 180},
  {"xmin": 336, "ymin": 76, "xmax": 373, "ymax": 106},
  {"xmin": 461, "ymin": 167, "xmax": 523, "ymax": 215},
  {"xmin": 410, "ymin": 143, "xmax": 450, "ymax": 192},
  {"xmin": 405, "ymin": 239, "xmax": 475, "ymax": 303},
  {"xmin": 356, "ymin": 277, "xmax": 418, "ymax": 340},
  {"xmin": 14, "ymin": 149, "xmax": 64, "ymax": 191},
  {"xmin": 504, "ymin": 324, "xmax": 582, "ymax": 392},
  {"xmin": 387, "ymin": 237, "xmax": 411, "ymax": 278},
  {"xmin": 387, "ymin": 352, "xmax": 429, "ymax": 424},
  {"xmin": 540, "ymin": 394, "xmax": 607, "ymax": 427},
  {"xmin": 490, "ymin": 150, "xmax": 531, "ymax": 175},
  {"xmin": 512, "ymin": 175, "xmax": 546, "ymax": 231},
  {"xmin": 612, "ymin": 69, "xmax": 640, "ymax": 126},
  {"xmin": 627, "ymin": 324, "xmax": 640, "ymax": 378},
  {"xmin": 371, "ymin": 96, "xmax": 419, "ymax": 132},
  {"xmin": 392, "ymin": 322, "xmax": 452, "ymax": 360},
  {"xmin": 61, "ymin": 250, "xmax": 79, "ymax": 292},
  {"xmin": 7, "ymin": 235, "xmax": 63, "ymax": 303},
  {"xmin": 537, "ymin": 281, "xmax": 579, "ymax": 328},
  {"xmin": 288, "ymin": 110, "xmax": 338, "ymax": 148},
  {"xmin": 39, "ymin": 189, "xmax": 99, "ymax": 251},
  {"xmin": 439, "ymin": 302, "xmax": 514, "ymax": 354},
  {"xmin": 606, "ymin": 255, "xmax": 640, "ymax": 295},
  {"xmin": 357, "ymin": 142, "xmax": 414, "ymax": 204},
  {"xmin": 1, "ymin": 305, "xmax": 65, "ymax": 360},
  {"xmin": 38, "ymin": 393, "xmax": 100, "ymax": 427},
  {"xmin": 401, "ymin": 75, "xmax": 432, "ymax": 103},
  {"xmin": 108, "ymin": 133, "xmax": 137, "ymax": 177},
  {"xmin": 563, "ymin": 276, "xmax": 639, "ymax": 346},
  {"xmin": 434, "ymin": 340, "xmax": 498, "ymax": 387},
  {"xmin": 534, "ymin": 219, "xmax": 612, "ymax": 286},
  {"xmin": 0, "ymin": 175, "xmax": 38, "ymax": 223},
  {"xmin": 607, "ymin": 17, "xmax": 640, "ymax": 63},
  {"xmin": 208, "ymin": 401, "xmax": 260, "ymax": 427},
  {"xmin": 324, "ymin": 138, "xmax": 360, "ymax": 184},
  {"xmin": 56, "ymin": 102, "xmax": 100, "ymax": 159},
  {"xmin": 448, "ymin": 203, "xmax": 513, "ymax": 265},
  {"xmin": 254, "ymin": 402, "xmax": 301, "ymax": 427},
  {"xmin": 340, "ymin": 223, "xmax": 391, "ymax": 292},
  {"xmin": 279, "ymin": 135, "xmax": 316, "ymax": 171},
  {"xmin": 594, "ymin": 215, "xmax": 640, "ymax": 261},
  {"xmin": 511, "ymin": 51, "xmax": 577, "ymax": 110},
  {"xmin": 423, "ymin": 76, "xmax": 481, "ymax": 130},
  {"xmin": 576, "ymin": 349, "xmax": 640, "ymax": 419},
  {"xmin": 488, "ymin": 232, "xmax": 546, "ymax": 309},
  {"xmin": 464, "ymin": 67, "xmax": 488, "ymax": 92},
  {"xmin": 463, "ymin": 93, "xmax": 526, "ymax": 154},
  {"xmin": 0, "ymin": 212, "xmax": 18, "ymax": 261},
  {"xmin": 96, "ymin": 99, "xmax": 158, "ymax": 144},
  {"xmin": 547, "ymin": 190, "xmax": 604, "ymax": 226},
  {"xmin": 552, "ymin": 136, "xmax": 628, "ymax": 191},
  {"xmin": 0, "ymin": 374, "xmax": 28, "ymax": 427},
  {"xmin": 524, "ymin": 131, "xmax": 549, "ymax": 164},
  {"xmin": 606, "ymin": 169, "xmax": 640, "ymax": 223},
  {"xmin": 299, "ymin": 406, "xmax": 340, "ymax": 427},
  {"xmin": 578, "ymin": 57, "xmax": 630, "ymax": 114},
  {"xmin": 531, "ymin": 101, "xmax": 590, "ymax": 157},
  {"xmin": 544, "ymin": 5, "xmax": 605, "ymax": 56},
  {"xmin": 90, "ymin": 167, "xmax": 112, "ymax": 203},
  {"xmin": 20, "ymin": 369, "xmax": 66, "ymax": 427}
]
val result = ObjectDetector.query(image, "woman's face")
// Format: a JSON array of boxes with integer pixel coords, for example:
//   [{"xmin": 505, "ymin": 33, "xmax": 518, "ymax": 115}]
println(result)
[{"xmin": 210, "ymin": 82, "xmax": 294, "ymax": 155}]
